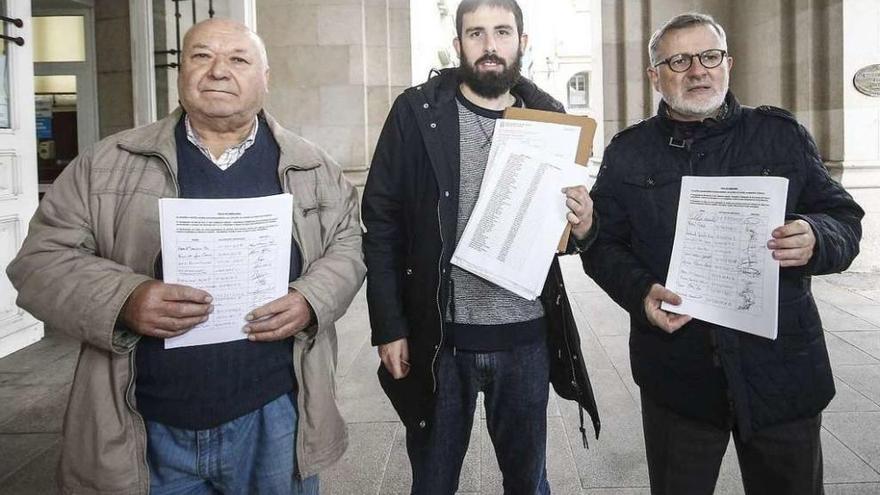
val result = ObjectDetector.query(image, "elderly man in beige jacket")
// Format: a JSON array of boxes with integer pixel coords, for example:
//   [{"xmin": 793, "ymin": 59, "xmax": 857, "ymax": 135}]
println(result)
[{"xmin": 7, "ymin": 18, "xmax": 363, "ymax": 495}]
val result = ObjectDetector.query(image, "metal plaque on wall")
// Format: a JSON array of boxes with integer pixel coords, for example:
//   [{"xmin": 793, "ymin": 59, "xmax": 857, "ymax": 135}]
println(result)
[{"xmin": 854, "ymin": 64, "xmax": 880, "ymax": 97}]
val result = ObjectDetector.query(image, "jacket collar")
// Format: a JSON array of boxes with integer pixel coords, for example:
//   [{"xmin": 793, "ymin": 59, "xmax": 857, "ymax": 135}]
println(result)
[
  {"xmin": 655, "ymin": 90, "xmax": 742, "ymax": 138},
  {"xmin": 117, "ymin": 108, "xmax": 323, "ymax": 175}
]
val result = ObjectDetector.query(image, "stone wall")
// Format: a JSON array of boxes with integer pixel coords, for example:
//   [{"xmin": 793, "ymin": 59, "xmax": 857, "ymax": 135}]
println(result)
[
  {"xmin": 94, "ymin": 0, "xmax": 134, "ymax": 138},
  {"xmin": 257, "ymin": 0, "xmax": 411, "ymax": 186}
]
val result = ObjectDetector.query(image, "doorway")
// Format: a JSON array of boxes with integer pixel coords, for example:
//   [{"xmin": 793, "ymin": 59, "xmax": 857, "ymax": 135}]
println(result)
[{"xmin": 31, "ymin": 2, "xmax": 98, "ymax": 194}]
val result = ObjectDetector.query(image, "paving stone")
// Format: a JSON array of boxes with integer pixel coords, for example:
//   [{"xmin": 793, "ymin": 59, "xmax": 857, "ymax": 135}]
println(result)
[
  {"xmin": 584, "ymin": 489, "xmax": 650, "ymax": 495},
  {"xmin": 827, "ymin": 378, "xmax": 880, "ymax": 413},
  {"xmin": 821, "ymin": 428, "xmax": 880, "ymax": 483},
  {"xmin": 0, "ymin": 383, "xmax": 70, "ymax": 434},
  {"xmin": 375, "ymin": 422, "xmax": 413, "ymax": 493},
  {"xmin": 0, "ymin": 351, "xmax": 77, "ymax": 387},
  {"xmin": 335, "ymin": 287, "xmax": 369, "ymax": 379},
  {"xmin": 573, "ymin": 292, "xmax": 630, "ymax": 337},
  {"xmin": 559, "ymin": 369, "xmax": 649, "ymax": 490},
  {"xmin": 825, "ymin": 483, "xmax": 880, "ymax": 494},
  {"xmin": 0, "ymin": 333, "xmax": 78, "ymax": 374},
  {"xmin": 818, "ymin": 302, "xmax": 880, "ymax": 332},
  {"xmin": 478, "ymin": 419, "xmax": 503, "ymax": 494},
  {"xmin": 836, "ymin": 331, "xmax": 880, "ymax": 360},
  {"xmin": 336, "ymin": 339, "xmax": 400, "ymax": 424},
  {"xmin": 823, "ymin": 412, "xmax": 880, "ymax": 473},
  {"xmin": 569, "ymin": 304, "xmax": 615, "ymax": 372},
  {"xmin": 378, "ymin": 419, "xmax": 482, "ymax": 493},
  {"xmin": 855, "ymin": 290, "xmax": 880, "ymax": 303},
  {"xmin": 826, "ymin": 333, "xmax": 880, "ymax": 366},
  {"xmin": 560, "ymin": 256, "xmax": 603, "ymax": 294},
  {"xmin": 843, "ymin": 304, "xmax": 880, "ymax": 327},
  {"xmin": 714, "ymin": 443, "xmax": 745, "ymax": 495},
  {"xmin": 0, "ymin": 438, "xmax": 61, "ymax": 494},
  {"xmin": 0, "ymin": 433, "xmax": 59, "ymax": 482},
  {"xmin": 322, "ymin": 421, "xmax": 397, "ymax": 495},
  {"xmin": 593, "ymin": 335, "xmax": 639, "ymax": 401},
  {"xmin": 823, "ymin": 273, "xmax": 880, "ymax": 292},
  {"xmin": 834, "ymin": 365, "xmax": 880, "ymax": 404},
  {"xmin": 812, "ymin": 278, "xmax": 876, "ymax": 307},
  {"xmin": 544, "ymin": 417, "xmax": 586, "ymax": 494},
  {"xmin": 0, "ymin": 385, "xmax": 58, "ymax": 426}
]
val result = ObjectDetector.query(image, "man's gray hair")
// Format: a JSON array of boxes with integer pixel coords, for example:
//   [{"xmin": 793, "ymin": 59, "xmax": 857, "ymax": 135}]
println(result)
[{"xmin": 648, "ymin": 13, "xmax": 727, "ymax": 66}]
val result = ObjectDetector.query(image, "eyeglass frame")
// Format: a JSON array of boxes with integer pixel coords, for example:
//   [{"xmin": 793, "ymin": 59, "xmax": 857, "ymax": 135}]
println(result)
[{"xmin": 653, "ymin": 49, "xmax": 728, "ymax": 73}]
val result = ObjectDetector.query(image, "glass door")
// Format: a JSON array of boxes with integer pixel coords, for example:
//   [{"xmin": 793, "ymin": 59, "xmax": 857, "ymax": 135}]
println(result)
[
  {"xmin": 0, "ymin": 0, "xmax": 43, "ymax": 358},
  {"xmin": 31, "ymin": 11, "xmax": 97, "ymax": 194}
]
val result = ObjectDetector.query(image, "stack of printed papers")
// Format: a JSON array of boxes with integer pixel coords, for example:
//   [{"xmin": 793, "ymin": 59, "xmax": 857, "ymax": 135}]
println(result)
[{"xmin": 451, "ymin": 120, "xmax": 591, "ymax": 300}]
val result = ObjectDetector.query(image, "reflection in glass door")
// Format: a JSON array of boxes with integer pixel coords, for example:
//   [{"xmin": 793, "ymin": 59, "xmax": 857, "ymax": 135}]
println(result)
[
  {"xmin": 34, "ymin": 75, "xmax": 77, "ymax": 186},
  {"xmin": 31, "ymin": 12, "xmax": 97, "ymax": 194}
]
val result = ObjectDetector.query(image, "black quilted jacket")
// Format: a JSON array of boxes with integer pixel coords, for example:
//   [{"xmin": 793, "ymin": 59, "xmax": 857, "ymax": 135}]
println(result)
[
  {"xmin": 363, "ymin": 69, "xmax": 600, "ymax": 445},
  {"xmin": 583, "ymin": 91, "xmax": 864, "ymax": 438}
]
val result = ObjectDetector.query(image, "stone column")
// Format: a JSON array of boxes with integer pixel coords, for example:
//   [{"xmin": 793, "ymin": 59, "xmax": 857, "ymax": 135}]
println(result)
[
  {"xmin": 95, "ymin": 0, "xmax": 134, "ymax": 138},
  {"xmin": 257, "ymin": 0, "xmax": 411, "ymax": 187}
]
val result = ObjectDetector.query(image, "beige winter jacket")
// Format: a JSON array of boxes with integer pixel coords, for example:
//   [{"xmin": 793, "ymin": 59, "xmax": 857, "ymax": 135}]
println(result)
[{"xmin": 7, "ymin": 109, "xmax": 365, "ymax": 494}]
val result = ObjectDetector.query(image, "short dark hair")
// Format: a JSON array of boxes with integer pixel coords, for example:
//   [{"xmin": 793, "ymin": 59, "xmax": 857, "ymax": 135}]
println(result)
[{"xmin": 455, "ymin": 0, "xmax": 524, "ymax": 39}]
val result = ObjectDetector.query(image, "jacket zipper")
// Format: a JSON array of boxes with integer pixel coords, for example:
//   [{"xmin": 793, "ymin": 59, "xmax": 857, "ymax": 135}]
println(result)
[
  {"xmin": 125, "ymin": 345, "xmax": 150, "ymax": 492},
  {"xmin": 556, "ymin": 279, "xmax": 589, "ymax": 448},
  {"xmin": 125, "ymin": 151, "xmax": 180, "ymax": 488},
  {"xmin": 279, "ymin": 164, "xmax": 312, "ymax": 478},
  {"xmin": 430, "ymin": 199, "xmax": 445, "ymax": 394}
]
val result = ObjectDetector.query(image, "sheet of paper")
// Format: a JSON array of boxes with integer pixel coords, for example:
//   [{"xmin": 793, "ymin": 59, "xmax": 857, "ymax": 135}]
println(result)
[
  {"xmin": 159, "ymin": 194, "xmax": 293, "ymax": 349},
  {"xmin": 482, "ymin": 119, "xmax": 583, "ymax": 197},
  {"xmin": 661, "ymin": 176, "xmax": 788, "ymax": 339},
  {"xmin": 451, "ymin": 142, "xmax": 590, "ymax": 300}
]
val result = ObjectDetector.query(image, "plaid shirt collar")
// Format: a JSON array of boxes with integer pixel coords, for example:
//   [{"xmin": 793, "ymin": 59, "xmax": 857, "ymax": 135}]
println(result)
[{"xmin": 184, "ymin": 115, "xmax": 259, "ymax": 171}]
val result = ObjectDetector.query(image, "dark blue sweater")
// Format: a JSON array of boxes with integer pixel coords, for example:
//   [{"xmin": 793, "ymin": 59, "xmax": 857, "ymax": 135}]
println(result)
[{"xmin": 135, "ymin": 115, "xmax": 301, "ymax": 430}]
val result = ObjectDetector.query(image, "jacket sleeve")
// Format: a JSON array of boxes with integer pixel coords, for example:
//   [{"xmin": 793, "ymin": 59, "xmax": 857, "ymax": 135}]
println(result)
[
  {"xmin": 6, "ymin": 147, "xmax": 152, "ymax": 353},
  {"xmin": 581, "ymin": 150, "xmax": 658, "ymax": 327},
  {"xmin": 362, "ymin": 97, "xmax": 411, "ymax": 346},
  {"xmin": 789, "ymin": 125, "xmax": 864, "ymax": 276},
  {"xmin": 289, "ymin": 149, "xmax": 366, "ymax": 339}
]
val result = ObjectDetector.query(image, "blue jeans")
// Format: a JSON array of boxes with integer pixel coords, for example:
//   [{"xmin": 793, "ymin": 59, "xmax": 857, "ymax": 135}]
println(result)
[
  {"xmin": 145, "ymin": 392, "xmax": 319, "ymax": 495},
  {"xmin": 406, "ymin": 340, "xmax": 551, "ymax": 495}
]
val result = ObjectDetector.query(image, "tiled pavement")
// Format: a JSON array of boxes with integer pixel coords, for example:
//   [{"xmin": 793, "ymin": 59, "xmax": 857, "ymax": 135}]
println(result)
[{"xmin": 1, "ymin": 256, "xmax": 879, "ymax": 494}]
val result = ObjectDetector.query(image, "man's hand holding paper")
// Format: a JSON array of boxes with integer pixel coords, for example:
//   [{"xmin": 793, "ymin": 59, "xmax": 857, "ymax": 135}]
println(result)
[
  {"xmin": 244, "ymin": 289, "xmax": 315, "ymax": 342},
  {"xmin": 122, "ymin": 280, "xmax": 214, "ymax": 339},
  {"xmin": 562, "ymin": 185, "xmax": 594, "ymax": 240},
  {"xmin": 768, "ymin": 219, "xmax": 816, "ymax": 267}
]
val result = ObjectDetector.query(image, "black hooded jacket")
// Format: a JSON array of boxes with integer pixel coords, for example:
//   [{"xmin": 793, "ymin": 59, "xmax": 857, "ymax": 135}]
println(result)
[
  {"xmin": 583, "ymin": 92, "xmax": 864, "ymax": 438},
  {"xmin": 363, "ymin": 68, "xmax": 600, "ymax": 444}
]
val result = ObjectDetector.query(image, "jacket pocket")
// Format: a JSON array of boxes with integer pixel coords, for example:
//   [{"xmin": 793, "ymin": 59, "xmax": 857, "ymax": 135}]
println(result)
[
  {"xmin": 377, "ymin": 364, "xmax": 425, "ymax": 430},
  {"xmin": 777, "ymin": 293, "xmax": 822, "ymax": 350},
  {"xmin": 621, "ymin": 170, "xmax": 681, "ymax": 240},
  {"xmin": 729, "ymin": 162, "xmax": 795, "ymax": 176}
]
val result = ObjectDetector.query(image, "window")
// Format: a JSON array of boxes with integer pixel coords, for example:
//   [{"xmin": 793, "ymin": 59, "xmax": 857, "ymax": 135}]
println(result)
[{"xmin": 567, "ymin": 72, "xmax": 589, "ymax": 109}]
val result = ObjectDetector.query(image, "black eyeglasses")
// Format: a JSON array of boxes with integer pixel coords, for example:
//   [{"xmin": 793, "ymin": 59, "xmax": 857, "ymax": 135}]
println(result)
[{"xmin": 654, "ymin": 49, "xmax": 728, "ymax": 73}]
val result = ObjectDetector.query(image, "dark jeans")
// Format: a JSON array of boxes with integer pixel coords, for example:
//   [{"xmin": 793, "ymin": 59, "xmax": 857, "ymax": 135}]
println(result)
[
  {"xmin": 640, "ymin": 391, "xmax": 824, "ymax": 495},
  {"xmin": 406, "ymin": 341, "xmax": 551, "ymax": 495}
]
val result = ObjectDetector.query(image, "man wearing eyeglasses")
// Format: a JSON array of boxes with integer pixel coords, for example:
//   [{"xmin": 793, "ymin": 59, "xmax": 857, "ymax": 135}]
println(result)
[{"xmin": 583, "ymin": 12, "xmax": 864, "ymax": 495}]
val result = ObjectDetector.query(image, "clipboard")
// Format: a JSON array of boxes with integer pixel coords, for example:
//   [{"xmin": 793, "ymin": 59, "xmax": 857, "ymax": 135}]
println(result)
[{"xmin": 502, "ymin": 107, "xmax": 597, "ymax": 252}]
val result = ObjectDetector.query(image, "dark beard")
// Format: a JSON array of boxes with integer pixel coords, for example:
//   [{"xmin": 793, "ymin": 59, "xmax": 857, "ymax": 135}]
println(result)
[{"xmin": 458, "ymin": 50, "xmax": 523, "ymax": 99}]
